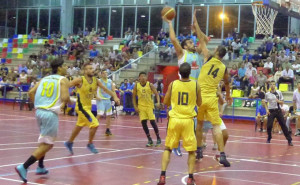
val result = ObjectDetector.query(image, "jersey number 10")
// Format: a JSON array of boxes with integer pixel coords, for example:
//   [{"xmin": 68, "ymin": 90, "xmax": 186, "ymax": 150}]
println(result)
[
  {"xmin": 207, "ymin": 64, "xmax": 219, "ymax": 78},
  {"xmin": 41, "ymin": 82, "xmax": 55, "ymax": 97},
  {"xmin": 178, "ymin": 92, "xmax": 189, "ymax": 105}
]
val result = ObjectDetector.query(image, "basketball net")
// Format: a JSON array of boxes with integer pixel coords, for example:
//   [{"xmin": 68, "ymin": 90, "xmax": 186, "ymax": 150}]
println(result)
[{"xmin": 252, "ymin": 2, "xmax": 278, "ymax": 35}]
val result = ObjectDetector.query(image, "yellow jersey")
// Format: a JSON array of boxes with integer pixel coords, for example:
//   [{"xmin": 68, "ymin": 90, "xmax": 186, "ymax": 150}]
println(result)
[
  {"xmin": 137, "ymin": 81, "xmax": 154, "ymax": 108},
  {"xmin": 169, "ymin": 80, "xmax": 197, "ymax": 119},
  {"xmin": 76, "ymin": 76, "xmax": 98, "ymax": 109},
  {"xmin": 198, "ymin": 57, "xmax": 226, "ymax": 97}
]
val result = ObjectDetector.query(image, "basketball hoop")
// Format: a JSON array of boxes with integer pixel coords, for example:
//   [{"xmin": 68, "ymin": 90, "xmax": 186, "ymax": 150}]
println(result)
[{"xmin": 252, "ymin": 1, "xmax": 278, "ymax": 35}]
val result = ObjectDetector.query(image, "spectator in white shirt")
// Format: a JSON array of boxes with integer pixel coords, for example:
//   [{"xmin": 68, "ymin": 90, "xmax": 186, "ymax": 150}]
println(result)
[
  {"xmin": 231, "ymin": 39, "xmax": 242, "ymax": 59},
  {"xmin": 278, "ymin": 66, "xmax": 294, "ymax": 90},
  {"xmin": 245, "ymin": 64, "xmax": 257, "ymax": 78},
  {"xmin": 264, "ymin": 57, "xmax": 273, "ymax": 74},
  {"xmin": 288, "ymin": 52, "xmax": 296, "ymax": 62},
  {"xmin": 277, "ymin": 51, "xmax": 288, "ymax": 66},
  {"xmin": 292, "ymin": 60, "xmax": 300, "ymax": 75}
]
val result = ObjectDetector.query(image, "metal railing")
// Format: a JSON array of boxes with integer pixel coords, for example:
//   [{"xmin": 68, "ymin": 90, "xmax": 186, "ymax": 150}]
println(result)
[{"xmin": 108, "ymin": 48, "xmax": 157, "ymax": 82}]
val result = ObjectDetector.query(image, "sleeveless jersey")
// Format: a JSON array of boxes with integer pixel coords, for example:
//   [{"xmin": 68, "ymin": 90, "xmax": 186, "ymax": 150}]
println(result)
[
  {"xmin": 198, "ymin": 57, "xmax": 226, "ymax": 97},
  {"xmin": 169, "ymin": 80, "xmax": 197, "ymax": 119},
  {"xmin": 97, "ymin": 78, "xmax": 112, "ymax": 100},
  {"xmin": 178, "ymin": 50, "xmax": 203, "ymax": 80},
  {"xmin": 35, "ymin": 74, "xmax": 64, "ymax": 114},
  {"xmin": 76, "ymin": 76, "xmax": 98, "ymax": 109},
  {"xmin": 137, "ymin": 81, "xmax": 154, "ymax": 108}
]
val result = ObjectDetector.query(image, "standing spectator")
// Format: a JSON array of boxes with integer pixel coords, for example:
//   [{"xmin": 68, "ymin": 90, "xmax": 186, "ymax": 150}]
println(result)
[
  {"xmin": 262, "ymin": 81, "xmax": 293, "ymax": 145},
  {"xmin": 232, "ymin": 28, "xmax": 239, "ymax": 39},
  {"xmin": 256, "ymin": 104, "xmax": 267, "ymax": 132},
  {"xmin": 277, "ymin": 51, "xmax": 288, "ymax": 66},
  {"xmin": 278, "ymin": 66, "xmax": 294, "ymax": 90},
  {"xmin": 252, "ymin": 50, "xmax": 261, "ymax": 68}
]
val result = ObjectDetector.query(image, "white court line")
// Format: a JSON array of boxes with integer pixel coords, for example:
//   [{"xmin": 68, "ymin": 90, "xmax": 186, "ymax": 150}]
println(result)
[
  {"xmin": 0, "ymin": 176, "xmax": 43, "ymax": 185},
  {"xmin": 0, "ymin": 146, "xmax": 118, "ymax": 151},
  {"xmin": 0, "ymin": 147, "xmax": 143, "ymax": 168},
  {"xmin": 0, "ymin": 118, "xmax": 35, "ymax": 121},
  {"xmin": 229, "ymin": 141, "xmax": 300, "ymax": 146},
  {"xmin": 181, "ymin": 173, "xmax": 280, "ymax": 185}
]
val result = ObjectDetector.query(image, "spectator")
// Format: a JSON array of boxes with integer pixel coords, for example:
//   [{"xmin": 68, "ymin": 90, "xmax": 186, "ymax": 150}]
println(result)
[
  {"xmin": 261, "ymin": 51, "xmax": 269, "ymax": 61},
  {"xmin": 100, "ymin": 27, "xmax": 107, "ymax": 38},
  {"xmin": 278, "ymin": 66, "xmax": 294, "ymax": 90},
  {"xmin": 19, "ymin": 70, "xmax": 28, "ymax": 84},
  {"xmin": 238, "ymin": 63, "xmax": 247, "ymax": 90},
  {"xmin": 89, "ymin": 47, "xmax": 99, "ymax": 58},
  {"xmin": 227, "ymin": 41, "xmax": 233, "ymax": 61},
  {"xmin": 230, "ymin": 64, "xmax": 238, "ymax": 79},
  {"xmin": 264, "ymin": 57, "xmax": 273, "ymax": 74},
  {"xmin": 0, "ymin": 64, "xmax": 8, "ymax": 76},
  {"xmin": 242, "ymin": 49, "xmax": 253, "ymax": 62},
  {"xmin": 292, "ymin": 60, "xmax": 300, "ymax": 75},
  {"xmin": 158, "ymin": 28, "xmax": 166, "ymax": 41},
  {"xmin": 277, "ymin": 51, "xmax": 288, "ymax": 65},
  {"xmin": 256, "ymin": 104, "xmax": 267, "ymax": 132},
  {"xmin": 274, "ymin": 66, "xmax": 283, "ymax": 84},
  {"xmin": 30, "ymin": 78, "xmax": 38, "ymax": 89},
  {"xmin": 18, "ymin": 64, "xmax": 28, "ymax": 74},
  {"xmin": 252, "ymin": 50, "xmax": 261, "ymax": 68},
  {"xmin": 248, "ymin": 70, "xmax": 257, "ymax": 96},
  {"xmin": 232, "ymin": 38, "xmax": 241, "ymax": 59},
  {"xmin": 265, "ymin": 39, "xmax": 273, "ymax": 54},
  {"xmin": 223, "ymin": 33, "xmax": 233, "ymax": 46},
  {"xmin": 232, "ymin": 28, "xmax": 239, "ymax": 39},
  {"xmin": 241, "ymin": 33, "xmax": 248, "ymax": 49},
  {"xmin": 281, "ymin": 36, "xmax": 290, "ymax": 48},
  {"xmin": 288, "ymin": 52, "xmax": 296, "ymax": 62},
  {"xmin": 257, "ymin": 70, "xmax": 267, "ymax": 87},
  {"xmin": 282, "ymin": 58, "xmax": 292, "ymax": 70}
]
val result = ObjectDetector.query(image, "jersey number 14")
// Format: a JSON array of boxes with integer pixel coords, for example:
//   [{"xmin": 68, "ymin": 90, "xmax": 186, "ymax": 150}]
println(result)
[{"xmin": 207, "ymin": 65, "xmax": 219, "ymax": 78}]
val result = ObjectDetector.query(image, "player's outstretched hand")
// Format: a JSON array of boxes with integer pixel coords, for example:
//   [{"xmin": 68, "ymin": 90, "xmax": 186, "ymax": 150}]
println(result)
[{"xmin": 162, "ymin": 16, "xmax": 172, "ymax": 24}]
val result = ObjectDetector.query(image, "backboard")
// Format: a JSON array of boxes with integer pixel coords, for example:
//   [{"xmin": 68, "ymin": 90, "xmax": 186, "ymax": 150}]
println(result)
[{"xmin": 263, "ymin": 0, "xmax": 300, "ymax": 18}]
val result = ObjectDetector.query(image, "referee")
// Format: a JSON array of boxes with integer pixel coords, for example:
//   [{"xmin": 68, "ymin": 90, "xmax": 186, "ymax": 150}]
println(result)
[{"xmin": 262, "ymin": 81, "xmax": 293, "ymax": 146}]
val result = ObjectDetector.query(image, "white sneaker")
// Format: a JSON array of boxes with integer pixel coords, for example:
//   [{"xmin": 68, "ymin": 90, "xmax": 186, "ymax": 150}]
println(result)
[
  {"xmin": 263, "ymin": 130, "xmax": 267, "ymax": 132},
  {"xmin": 278, "ymin": 131, "xmax": 282, "ymax": 135},
  {"xmin": 212, "ymin": 143, "xmax": 218, "ymax": 150}
]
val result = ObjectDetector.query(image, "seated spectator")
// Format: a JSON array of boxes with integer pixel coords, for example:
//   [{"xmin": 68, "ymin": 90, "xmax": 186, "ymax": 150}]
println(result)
[
  {"xmin": 238, "ymin": 63, "xmax": 246, "ymax": 90},
  {"xmin": 241, "ymin": 33, "xmax": 248, "ymax": 49},
  {"xmin": 256, "ymin": 104, "xmax": 267, "ymax": 132},
  {"xmin": 232, "ymin": 38, "xmax": 241, "ymax": 59},
  {"xmin": 230, "ymin": 64, "xmax": 238, "ymax": 79},
  {"xmin": 19, "ymin": 70, "xmax": 28, "ymax": 84},
  {"xmin": 248, "ymin": 70, "xmax": 257, "ymax": 96},
  {"xmin": 263, "ymin": 57, "xmax": 273, "ymax": 74},
  {"xmin": 0, "ymin": 76, "xmax": 14, "ymax": 97},
  {"xmin": 177, "ymin": 33, "xmax": 185, "ymax": 42},
  {"xmin": 252, "ymin": 50, "xmax": 261, "ymax": 68},
  {"xmin": 30, "ymin": 78, "xmax": 38, "ymax": 89},
  {"xmin": 158, "ymin": 28, "xmax": 166, "ymax": 41},
  {"xmin": 282, "ymin": 58, "xmax": 292, "ymax": 70},
  {"xmin": 257, "ymin": 70, "xmax": 267, "ymax": 88},
  {"xmin": 281, "ymin": 36, "xmax": 290, "ymax": 48},
  {"xmin": 223, "ymin": 33, "xmax": 233, "ymax": 46},
  {"xmin": 288, "ymin": 52, "xmax": 296, "ymax": 62},
  {"xmin": 30, "ymin": 27, "xmax": 36, "ymax": 38},
  {"xmin": 90, "ymin": 47, "xmax": 99, "ymax": 58},
  {"xmin": 100, "ymin": 27, "xmax": 107, "ymax": 38},
  {"xmin": 18, "ymin": 64, "xmax": 28, "ymax": 74},
  {"xmin": 227, "ymin": 41, "xmax": 233, "ymax": 61},
  {"xmin": 0, "ymin": 64, "xmax": 8, "ymax": 76},
  {"xmin": 261, "ymin": 51, "xmax": 269, "ymax": 61},
  {"xmin": 242, "ymin": 49, "xmax": 253, "ymax": 62},
  {"xmin": 265, "ymin": 39, "xmax": 273, "ymax": 54},
  {"xmin": 278, "ymin": 66, "xmax": 294, "ymax": 90},
  {"xmin": 277, "ymin": 51, "xmax": 288, "ymax": 65},
  {"xmin": 292, "ymin": 60, "xmax": 300, "ymax": 75}
]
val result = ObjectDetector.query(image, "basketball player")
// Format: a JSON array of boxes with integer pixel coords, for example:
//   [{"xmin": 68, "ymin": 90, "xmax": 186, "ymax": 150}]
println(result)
[
  {"xmin": 157, "ymin": 63, "xmax": 202, "ymax": 185},
  {"xmin": 96, "ymin": 70, "xmax": 117, "ymax": 136},
  {"xmin": 163, "ymin": 10, "xmax": 206, "ymax": 156},
  {"xmin": 133, "ymin": 72, "xmax": 161, "ymax": 147},
  {"xmin": 196, "ymin": 34, "xmax": 232, "ymax": 166},
  {"xmin": 64, "ymin": 62, "xmax": 120, "ymax": 155},
  {"xmin": 15, "ymin": 58, "xmax": 71, "ymax": 183}
]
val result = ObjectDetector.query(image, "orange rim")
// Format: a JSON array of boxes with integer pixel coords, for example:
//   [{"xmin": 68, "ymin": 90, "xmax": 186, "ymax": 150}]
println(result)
[{"xmin": 252, "ymin": 1, "xmax": 265, "ymax": 6}]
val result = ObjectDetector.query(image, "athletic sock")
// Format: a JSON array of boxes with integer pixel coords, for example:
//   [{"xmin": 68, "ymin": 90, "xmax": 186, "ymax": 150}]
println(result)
[
  {"xmin": 23, "ymin": 155, "xmax": 37, "ymax": 169},
  {"xmin": 141, "ymin": 120, "xmax": 151, "ymax": 139},
  {"xmin": 38, "ymin": 156, "xmax": 45, "ymax": 168},
  {"xmin": 220, "ymin": 152, "xmax": 225, "ymax": 155},
  {"xmin": 161, "ymin": 171, "xmax": 166, "ymax": 176},
  {"xmin": 150, "ymin": 120, "xmax": 160, "ymax": 139},
  {"xmin": 189, "ymin": 174, "xmax": 193, "ymax": 179}
]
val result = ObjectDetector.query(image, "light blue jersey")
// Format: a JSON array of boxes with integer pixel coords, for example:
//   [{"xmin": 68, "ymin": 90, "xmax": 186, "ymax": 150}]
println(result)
[
  {"xmin": 97, "ymin": 78, "xmax": 112, "ymax": 100},
  {"xmin": 178, "ymin": 50, "xmax": 203, "ymax": 80},
  {"xmin": 35, "ymin": 74, "xmax": 64, "ymax": 114}
]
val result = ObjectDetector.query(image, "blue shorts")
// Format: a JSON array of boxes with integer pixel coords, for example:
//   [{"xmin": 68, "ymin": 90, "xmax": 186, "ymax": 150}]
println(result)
[
  {"xmin": 36, "ymin": 109, "xmax": 58, "ymax": 144},
  {"xmin": 96, "ymin": 99, "xmax": 112, "ymax": 116}
]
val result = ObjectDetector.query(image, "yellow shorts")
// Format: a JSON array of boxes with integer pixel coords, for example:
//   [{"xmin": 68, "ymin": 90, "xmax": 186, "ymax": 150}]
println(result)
[
  {"xmin": 165, "ymin": 117, "xmax": 197, "ymax": 152},
  {"xmin": 139, "ymin": 106, "xmax": 155, "ymax": 121},
  {"xmin": 76, "ymin": 107, "xmax": 99, "ymax": 128},
  {"xmin": 197, "ymin": 96, "xmax": 222, "ymax": 125}
]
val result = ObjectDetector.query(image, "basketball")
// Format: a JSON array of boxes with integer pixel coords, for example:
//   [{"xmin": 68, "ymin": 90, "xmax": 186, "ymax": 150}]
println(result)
[{"xmin": 161, "ymin": 6, "xmax": 176, "ymax": 20}]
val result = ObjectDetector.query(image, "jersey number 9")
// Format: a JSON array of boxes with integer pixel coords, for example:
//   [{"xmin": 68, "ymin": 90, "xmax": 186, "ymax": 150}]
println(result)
[
  {"xmin": 41, "ymin": 82, "xmax": 55, "ymax": 97},
  {"xmin": 178, "ymin": 92, "xmax": 189, "ymax": 105}
]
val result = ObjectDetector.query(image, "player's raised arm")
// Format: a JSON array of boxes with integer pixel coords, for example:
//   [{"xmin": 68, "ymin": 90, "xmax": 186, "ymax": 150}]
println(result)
[
  {"xmin": 28, "ymin": 82, "xmax": 40, "ymax": 103},
  {"xmin": 163, "ymin": 82, "xmax": 173, "ymax": 107},
  {"xmin": 150, "ymin": 83, "xmax": 160, "ymax": 107},
  {"xmin": 163, "ymin": 17, "xmax": 184, "ymax": 59},
  {"xmin": 97, "ymin": 79, "xmax": 120, "ymax": 104},
  {"xmin": 193, "ymin": 10, "xmax": 208, "ymax": 50}
]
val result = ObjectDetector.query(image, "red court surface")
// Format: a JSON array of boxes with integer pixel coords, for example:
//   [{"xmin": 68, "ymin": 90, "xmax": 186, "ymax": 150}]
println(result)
[{"xmin": 0, "ymin": 104, "xmax": 300, "ymax": 185}]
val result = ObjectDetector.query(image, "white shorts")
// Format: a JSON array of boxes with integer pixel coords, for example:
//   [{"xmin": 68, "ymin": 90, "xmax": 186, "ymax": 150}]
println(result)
[
  {"xmin": 203, "ymin": 120, "xmax": 226, "ymax": 132},
  {"xmin": 96, "ymin": 99, "xmax": 113, "ymax": 116}
]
